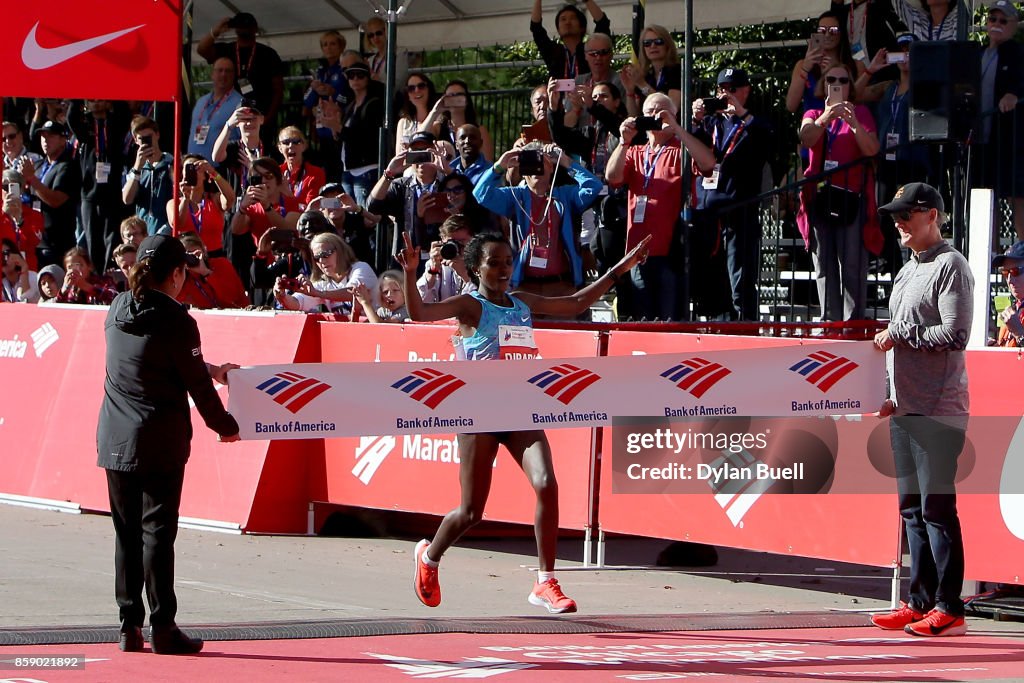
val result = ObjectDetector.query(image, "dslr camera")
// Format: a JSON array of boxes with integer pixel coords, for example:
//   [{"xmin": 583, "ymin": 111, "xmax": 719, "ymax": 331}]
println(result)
[{"xmin": 439, "ymin": 240, "xmax": 462, "ymax": 261}]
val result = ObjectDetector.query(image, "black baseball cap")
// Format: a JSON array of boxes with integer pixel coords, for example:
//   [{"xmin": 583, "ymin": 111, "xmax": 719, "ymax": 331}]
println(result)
[
  {"xmin": 993, "ymin": 241, "xmax": 1024, "ymax": 268},
  {"xmin": 139, "ymin": 234, "xmax": 200, "ymax": 269},
  {"xmin": 409, "ymin": 131, "xmax": 436, "ymax": 149},
  {"xmin": 235, "ymin": 99, "xmax": 263, "ymax": 116},
  {"xmin": 717, "ymin": 67, "xmax": 750, "ymax": 88},
  {"xmin": 345, "ymin": 62, "xmax": 371, "ymax": 77},
  {"xmin": 878, "ymin": 182, "xmax": 944, "ymax": 215},
  {"xmin": 36, "ymin": 120, "xmax": 70, "ymax": 138}
]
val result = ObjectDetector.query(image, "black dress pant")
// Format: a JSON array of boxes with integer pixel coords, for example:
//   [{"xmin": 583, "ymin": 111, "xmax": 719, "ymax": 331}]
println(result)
[{"xmin": 105, "ymin": 467, "xmax": 185, "ymax": 629}]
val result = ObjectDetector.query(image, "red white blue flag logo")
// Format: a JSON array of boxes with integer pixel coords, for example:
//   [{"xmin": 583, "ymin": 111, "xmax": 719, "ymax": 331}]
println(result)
[
  {"xmin": 527, "ymin": 364, "xmax": 601, "ymax": 405},
  {"xmin": 392, "ymin": 368, "xmax": 466, "ymax": 409},
  {"xmin": 257, "ymin": 371, "xmax": 332, "ymax": 413},
  {"xmin": 660, "ymin": 358, "xmax": 731, "ymax": 398},
  {"xmin": 789, "ymin": 350, "xmax": 858, "ymax": 392}
]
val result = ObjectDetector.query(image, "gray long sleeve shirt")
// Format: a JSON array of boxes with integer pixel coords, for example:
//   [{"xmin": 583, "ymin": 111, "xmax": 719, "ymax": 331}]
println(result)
[{"xmin": 886, "ymin": 240, "xmax": 973, "ymax": 417}]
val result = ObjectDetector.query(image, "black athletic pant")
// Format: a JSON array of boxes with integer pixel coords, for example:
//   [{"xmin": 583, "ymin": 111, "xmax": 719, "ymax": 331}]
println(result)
[{"xmin": 105, "ymin": 467, "xmax": 185, "ymax": 629}]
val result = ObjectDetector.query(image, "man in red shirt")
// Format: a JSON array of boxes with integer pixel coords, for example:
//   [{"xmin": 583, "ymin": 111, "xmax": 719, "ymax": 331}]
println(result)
[
  {"xmin": 0, "ymin": 169, "xmax": 42, "ymax": 271},
  {"xmin": 606, "ymin": 93, "xmax": 714, "ymax": 320},
  {"xmin": 177, "ymin": 234, "xmax": 249, "ymax": 309}
]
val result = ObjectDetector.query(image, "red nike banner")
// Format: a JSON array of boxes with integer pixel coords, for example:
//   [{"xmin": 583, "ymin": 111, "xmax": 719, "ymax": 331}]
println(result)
[{"xmin": 1, "ymin": 1, "xmax": 182, "ymax": 101}]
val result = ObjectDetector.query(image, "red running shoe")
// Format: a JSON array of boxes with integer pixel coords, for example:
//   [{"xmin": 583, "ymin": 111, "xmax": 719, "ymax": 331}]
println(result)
[
  {"xmin": 413, "ymin": 539, "xmax": 440, "ymax": 607},
  {"xmin": 904, "ymin": 608, "xmax": 967, "ymax": 637},
  {"xmin": 528, "ymin": 578, "xmax": 578, "ymax": 614},
  {"xmin": 870, "ymin": 601, "xmax": 925, "ymax": 630}
]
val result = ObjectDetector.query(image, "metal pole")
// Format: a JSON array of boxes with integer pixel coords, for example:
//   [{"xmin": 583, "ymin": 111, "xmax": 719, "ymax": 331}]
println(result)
[{"xmin": 376, "ymin": 0, "xmax": 399, "ymax": 271}]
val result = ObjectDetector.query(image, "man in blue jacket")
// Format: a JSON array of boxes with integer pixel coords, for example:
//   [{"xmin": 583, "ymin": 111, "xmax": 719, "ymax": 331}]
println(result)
[{"xmin": 473, "ymin": 141, "xmax": 601, "ymax": 307}]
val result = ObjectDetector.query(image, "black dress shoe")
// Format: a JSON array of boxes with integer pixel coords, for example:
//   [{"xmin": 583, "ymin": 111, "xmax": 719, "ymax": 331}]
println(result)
[
  {"xmin": 118, "ymin": 626, "xmax": 144, "ymax": 652},
  {"xmin": 149, "ymin": 626, "xmax": 203, "ymax": 655}
]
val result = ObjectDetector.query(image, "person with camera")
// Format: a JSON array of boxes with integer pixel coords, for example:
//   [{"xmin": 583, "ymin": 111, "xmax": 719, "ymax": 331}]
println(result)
[
  {"xmin": 176, "ymin": 234, "xmax": 249, "ymax": 310},
  {"xmin": 1, "ymin": 169, "xmax": 42, "ymax": 272},
  {"xmin": 251, "ymin": 226, "xmax": 312, "ymax": 306},
  {"xmin": 166, "ymin": 155, "xmax": 235, "ymax": 259},
  {"xmin": 19, "ymin": 120, "xmax": 81, "ymax": 269},
  {"xmin": 421, "ymin": 82, "xmax": 494, "ymax": 163},
  {"xmin": 230, "ymin": 157, "xmax": 301, "ymax": 241},
  {"xmin": 122, "ymin": 116, "xmax": 174, "ymax": 237},
  {"xmin": 473, "ymin": 140, "xmax": 600, "ymax": 306},
  {"xmin": 308, "ymin": 183, "xmax": 378, "ymax": 264},
  {"xmin": 417, "ymin": 214, "xmax": 479, "ymax": 303},
  {"xmin": 198, "ymin": 12, "xmax": 283, "ymax": 151},
  {"xmin": 98, "ymin": 234, "xmax": 240, "ymax": 655},
  {"xmin": 604, "ymin": 93, "xmax": 714, "ymax": 321},
  {"xmin": 798, "ymin": 62, "xmax": 881, "ymax": 322},
  {"xmin": 56, "ymin": 246, "xmax": 118, "ymax": 306},
  {"xmin": 368, "ymin": 131, "xmax": 451, "ymax": 273},
  {"xmin": 689, "ymin": 68, "xmax": 774, "ymax": 322},
  {"xmin": 1, "ymin": 239, "xmax": 38, "ymax": 304},
  {"xmin": 272, "ymin": 232, "xmax": 377, "ymax": 317},
  {"xmin": 530, "ymin": 0, "xmax": 610, "ymax": 81},
  {"xmin": 399, "ymin": 230, "xmax": 650, "ymax": 614}
]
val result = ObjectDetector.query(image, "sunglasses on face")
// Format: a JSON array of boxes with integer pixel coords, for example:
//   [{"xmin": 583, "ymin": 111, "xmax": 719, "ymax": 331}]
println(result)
[
  {"xmin": 1001, "ymin": 266, "xmax": 1023, "ymax": 277},
  {"xmin": 314, "ymin": 248, "xmax": 337, "ymax": 261},
  {"xmin": 825, "ymin": 76, "xmax": 851, "ymax": 84},
  {"xmin": 2, "ymin": 133, "xmax": 17, "ymax": 141},
  {"xmin": 407, "ymin": 82, "xmax": 429, "ymax": 92},
  {"xmin": 988, "ymin": 14, "xmax": 1009, "ymax": 25},
  {"xmin": 586, "ymin": 48, "xmax": 613, "ymax": 57},
  {"xmin": 346, "ymin": 71, "xmax": 368, "ymax": 80},
  {"xmin": 718, "ymin": 85, "xmax": 739, "ymax": 94},
  {"xmin": 816, "ymin": 26, "xmax": 841, "ymax": 35},
  {"xmin": 642, "ymin": 38, "xmax": 666, "ymax": 47},
  {"xmin": 894, "ymin": 208, "xmax": 930, "ymax": 222},
  {"xmin": 279, "ymin": 138, "xmax": 303, "ymax": 146},
  {"xmin": 444, "ymin": 186, "xmax": 466, "ymax": 195},
  {"xmin": 368, "ymin": 30, "xmax": 385, "ymax": 38}
]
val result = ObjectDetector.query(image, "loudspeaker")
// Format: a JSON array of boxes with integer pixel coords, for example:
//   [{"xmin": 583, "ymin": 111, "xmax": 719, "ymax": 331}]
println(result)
[{"xmin": 909, "ymin": 41, "xmax": 981, "ymax": 143}]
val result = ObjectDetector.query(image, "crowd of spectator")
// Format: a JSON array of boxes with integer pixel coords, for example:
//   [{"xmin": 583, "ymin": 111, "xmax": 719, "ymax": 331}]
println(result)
[{"xmin": 1, "ymin": 1, "xmax": 1021, "ymax": 328}]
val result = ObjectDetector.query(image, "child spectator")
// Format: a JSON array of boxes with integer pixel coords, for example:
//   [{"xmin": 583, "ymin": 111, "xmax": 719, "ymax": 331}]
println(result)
[
  {"xmin": 56, "ymin": 246, "xmax": 117, "ymax": 305},
  {"xmin": 37, "ymin": 264, "xmax": 64, "ymax": 303},
  {"xmin": 355, "ymin": 270, "xmax": 409, "ymax": 323}
]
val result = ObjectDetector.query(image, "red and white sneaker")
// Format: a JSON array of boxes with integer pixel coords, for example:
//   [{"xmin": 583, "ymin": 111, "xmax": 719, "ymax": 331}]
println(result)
[
  {"xmin": 528, "ymin": 578, "xmax": 577, "ymax": 614},
  {"xmin": 904, "ymin": 608, "xmax": 967, "ymax": 637},
  {"xmin": 413, "ymin": 540, "xmax": 441, "ymax": 607},
  {"xmin": 870, "ymin": 601, "xmax": 925, "ymax": 630}
]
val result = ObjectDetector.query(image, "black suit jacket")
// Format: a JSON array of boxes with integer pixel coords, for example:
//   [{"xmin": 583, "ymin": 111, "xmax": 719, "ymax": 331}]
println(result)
[{"xmin": 97, "ymin": 290, "xmax": 238, "ymax": 473}]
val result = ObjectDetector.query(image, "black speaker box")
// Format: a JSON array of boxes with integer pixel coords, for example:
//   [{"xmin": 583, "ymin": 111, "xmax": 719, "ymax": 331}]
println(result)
[{"xmin": 909, "ymin": 41, "xmax": 981, "ymax": 143}]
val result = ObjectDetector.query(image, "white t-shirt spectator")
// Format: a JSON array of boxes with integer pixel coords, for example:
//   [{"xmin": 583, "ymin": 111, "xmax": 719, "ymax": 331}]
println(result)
[{"xmin": 292, "ymin": 261, "xmax": 378, "ymax": 314}]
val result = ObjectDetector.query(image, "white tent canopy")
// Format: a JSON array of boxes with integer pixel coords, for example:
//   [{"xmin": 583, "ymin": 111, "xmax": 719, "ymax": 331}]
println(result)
[{"xmin": 190, "ymin": 0, "xmax": 825, "ymax": 62}]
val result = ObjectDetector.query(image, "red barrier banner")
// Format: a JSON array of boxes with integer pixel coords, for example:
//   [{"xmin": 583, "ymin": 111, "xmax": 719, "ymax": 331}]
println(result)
[
  {"xmin": 0, "ymin": 305, "xmax": 313, "ymax": 533},
  {"xmin": 317, "ymin": 323, "xmax": 600, "ymax": 530},
  {"xmin": 1, "ymin": 1, "xmax": 182, "ymax": 101},
  {"xmin": 599, "ymin": 332, "xmax": 901, "ymax": 568}
]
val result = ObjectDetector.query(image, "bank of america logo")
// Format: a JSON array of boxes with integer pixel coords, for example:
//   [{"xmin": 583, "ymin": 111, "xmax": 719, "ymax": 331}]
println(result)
[
  {"xmin": 31, "ymin": 323, "xmax": 59, "ymax": 357},
  {"xmin": 353, "ymin": 435, "xmax": 396, "ymax": 485},
  {"xmin": 257, "ymin": 372, "xmax": 332, "ymax": 413},
  {"xmin": 707, "ymin": 450, "xmax": 777, "ymax": 528},
  {"xmin": 660, "ymin": 358, "xmax": 731, "ymax": 398},
  {"xmin": 392, "ymin": 368, "xmax": 465, "ymax": 409},
  {"xmin": 527, "ymin": 364, "xmax": 601, "ymax": 405},
  {"xmin": 789, "ymin": 350, "xmax": 858, "ymax": 392}
]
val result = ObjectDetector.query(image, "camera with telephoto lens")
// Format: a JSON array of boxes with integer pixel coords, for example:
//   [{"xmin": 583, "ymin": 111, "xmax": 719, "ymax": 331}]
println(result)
[{"xmin": 439, "ymin": 241, "xmax": 462, "ymax": 260}]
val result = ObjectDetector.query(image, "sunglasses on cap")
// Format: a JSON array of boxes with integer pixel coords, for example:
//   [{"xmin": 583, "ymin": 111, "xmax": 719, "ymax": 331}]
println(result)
[
  {"xmin": 825, "ymin": 75, "xmax": 851, "ymax": 84},
  {"xmin": 586, "ymin": 48, "xmax": 613, "ymax": 57},
  {"xmin": 816, "ymin": 26, "xmax": 841, "ymax": 35},
  {"xmin": 1001, "ymin": 266, "xmax": 1023, "ymax": 277},
  {"xmin": 407, "ymin": 82, "xmax": 429, "ymax": 92},
  {"xmin": 279, "ymin": 138, "xmax": 303, "ymax": 146},
  {"xmin": 314, "ymin": 248, "xmax": 337, "ymax": 261},
  {"xmin": 642, "ymin": 38, "xmax": 666, "ymax": 47},
  {"xmin": 893, "ymin": 207, "xmax": 930, "ymax": 222},
  {"xmin": 988, "ymin": 13, "xmax": 1010, "ymax": 25}
]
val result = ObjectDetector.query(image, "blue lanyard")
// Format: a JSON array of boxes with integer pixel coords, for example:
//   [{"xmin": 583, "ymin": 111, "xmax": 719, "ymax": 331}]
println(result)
[{"xmin": 642, "ymin": 144, "xmax": 668, "ymax": 191}]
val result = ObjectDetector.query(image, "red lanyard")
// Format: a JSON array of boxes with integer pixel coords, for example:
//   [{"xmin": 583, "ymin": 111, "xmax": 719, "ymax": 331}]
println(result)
[
  {"xmin": 849, "ymin": 2, "xmax": 868, "ymax": 46},
  {"xmin": 93, "ymin": 119, "xmax": 107, "ymax": 159},
  {"xmin": 712, "ymin": 117, "xmax": 749, "ymax": 161},
  {"xmin": 285, "ymin": 164, "xmax": 306, "ymax": 198},
  {"xmin": 236, "ymin": 43, "xmax": 256, "ymax": 79},
  {"xmin": 198, "ymin": 92, "xmax": 229, "ymax": 125}
]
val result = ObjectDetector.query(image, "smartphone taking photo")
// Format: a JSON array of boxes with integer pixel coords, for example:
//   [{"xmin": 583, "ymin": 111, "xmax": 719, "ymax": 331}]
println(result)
[
  {"xmin": 886, "ymin": 52, "xmax": 907, "ymax": 64},
  {"xmin": 633, "ymin": 116, "xmax": 662, "ymax": 133},
  {"xmin": 320, "ymin": 197, "xmax": 341, "ymax": 210},
  {"xmin": 554, "ymin": 79, "xmax": 576, "ymax": 93},
  {"xmin": 702, "ymin": 97, "xmax": 727, "ymax": 115},
  {"xmin": 183, "ymin": 164, "xmax": 198, "ymax": 186},
  {"xmin": 406, "ymin": 150, "xmax": 433, "ymax": 164},
  {"xmin": 826, "ymin": 84, "xmax": 844, "ymax": 106}
]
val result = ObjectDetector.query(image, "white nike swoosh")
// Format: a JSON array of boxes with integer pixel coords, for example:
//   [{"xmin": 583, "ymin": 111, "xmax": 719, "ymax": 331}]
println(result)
[{"xmin": 21, "ymin": 22, "xmax": 145, "ymax": 70}]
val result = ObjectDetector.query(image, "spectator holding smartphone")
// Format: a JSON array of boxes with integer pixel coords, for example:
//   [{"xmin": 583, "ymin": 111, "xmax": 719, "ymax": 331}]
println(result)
[
  {"xmin": 230, "ymin": 157, "xmax": 302, "ymax": 250},
  {"xmin": 309, "ymin": 184, "xmax": 378, "ymax": 264},
  {"xmin": 56, "ymin": 246, "xmax": 117, "ymax": 305},
  {"xmin": 422, "ymin": 81, "xmax": 494, "ymax": 162},
  {"xmin": 830, "ymin": 0, "xmax": 905, "ymax": 77},
  {"xmin": 273, "ymin": 232, "xmax": 377, "ymax": 316},
  {"xmin": 786, "ymin": 11, "xmax": 859, "ymax": 115},
  {"xmin": 166, "ymin": 155, "xmax": 235, "ymax": 258},
  {"xmin": 122, "ymin": 116, "xmax": 173, "ymax": 237},
  {"xmin": 397, "ymin": 74, "xmax": 440, "ymax": 157},
  {"xmin": 0, "ymin": 169, "xmax": 42, "ymax": 272}
]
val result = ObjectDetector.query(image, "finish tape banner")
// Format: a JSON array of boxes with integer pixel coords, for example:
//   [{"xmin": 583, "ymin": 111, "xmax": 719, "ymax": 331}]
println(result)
[{"xmin": 228, "ymin": 341, "xmax": 884, "ymax": 440}]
